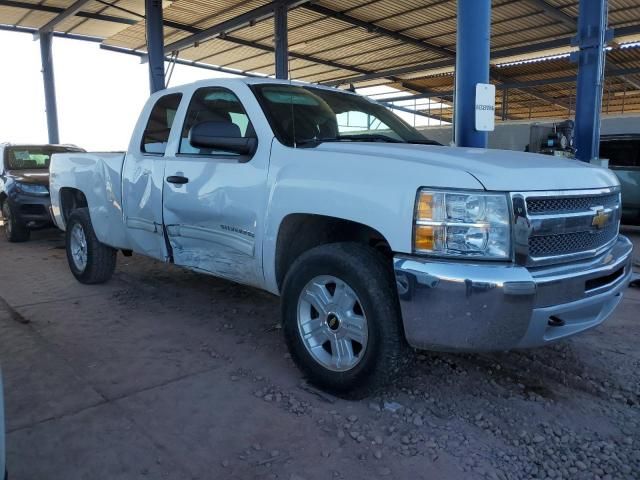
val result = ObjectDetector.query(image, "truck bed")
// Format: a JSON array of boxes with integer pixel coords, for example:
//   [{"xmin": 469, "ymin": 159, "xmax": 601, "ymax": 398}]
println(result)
[{"xmin": 50, "ymin": 151, "xmax": 130, "ymax": 249}]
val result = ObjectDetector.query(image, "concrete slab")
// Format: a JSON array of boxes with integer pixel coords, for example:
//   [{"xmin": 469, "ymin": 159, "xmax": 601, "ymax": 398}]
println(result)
[
  {"xmin": 115, "ymin": 368, "xmax": 462, "ymax": 480},
  {"xmin": 0, "ymin": 229, "xmax": 122, "ymax": 307},
  {"xmin": 7, "ymin": 403, "xmax": 191, "ymax": 480},
  {"xmin": 0, "ymin": 305, "xmax": 103, "ymax": 431},
  {"xmin": 15, "ymin": 295, "xmax": 226, "ymax": 400}
]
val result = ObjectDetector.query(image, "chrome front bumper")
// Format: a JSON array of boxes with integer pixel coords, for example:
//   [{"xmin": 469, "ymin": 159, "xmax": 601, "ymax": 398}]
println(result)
[{"xmin": 394, "ymin": 235, "xmax": 633, "ymax": 352}]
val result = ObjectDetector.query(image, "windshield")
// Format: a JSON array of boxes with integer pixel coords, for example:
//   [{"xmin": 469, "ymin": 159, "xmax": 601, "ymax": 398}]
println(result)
[
  {"xmin": 4, "ymin": 146, "xmax": 83, "ymax": 170},
  {"xmin": 251, "ymin": 84, "xmax": 434, "ymax": 147}
]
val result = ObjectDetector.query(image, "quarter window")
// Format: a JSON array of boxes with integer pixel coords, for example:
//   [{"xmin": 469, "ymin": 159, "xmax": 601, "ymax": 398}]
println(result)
[
  {"xmin": 179, "ymin": 87, "xmax": 254, "ymax": 156},
  {"xmin": 141, "ymin": 93, "xmax": 182, "ymax": 154}
]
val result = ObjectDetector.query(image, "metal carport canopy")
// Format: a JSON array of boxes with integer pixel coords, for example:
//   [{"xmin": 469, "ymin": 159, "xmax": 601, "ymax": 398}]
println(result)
[{"xmin": 1, "ymin": 0, "xmax": 640, "ymax": 121}]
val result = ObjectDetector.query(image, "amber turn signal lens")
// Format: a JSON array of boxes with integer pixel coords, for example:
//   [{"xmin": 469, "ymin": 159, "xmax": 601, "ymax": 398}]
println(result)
[
  {"xmin": 414, "ymin": 225, "xmax": 435, "ymax": 250},
  {"xmin": 416, "ymin": 192, "xmax": 433, "ymax": 220}
]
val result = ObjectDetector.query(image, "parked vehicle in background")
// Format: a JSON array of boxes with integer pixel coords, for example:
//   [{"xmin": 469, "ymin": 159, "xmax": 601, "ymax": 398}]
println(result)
[
  {"xmin": 49, "ymin": 79, "xmax": 633, "ymax": 396},
  {"xmin": 600, "ymin": 134, "xmax": 640, "ymax": 226},
  {"xmin": 1, "ymin": 370, "xmax": 5, "ymax": 479},
  {"xmin": 0, "ymin": 144, "xmax": 84, "ymax": 242}
]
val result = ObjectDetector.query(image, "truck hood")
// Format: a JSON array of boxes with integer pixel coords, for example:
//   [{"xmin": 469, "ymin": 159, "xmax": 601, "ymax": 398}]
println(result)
[
  {"xmin": 6, "ymin": 169, "xmax": 50, "ymax": 186},
  {"xmin": 313, "ymin": 143, "xmax": 619, "ymax": 191}
]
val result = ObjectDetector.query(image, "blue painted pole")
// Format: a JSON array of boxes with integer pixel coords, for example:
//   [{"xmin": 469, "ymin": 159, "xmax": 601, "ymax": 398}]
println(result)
[
  {"xmin": 454, "ymin": 0, "xmax": 491, "ymax": 148},
  {"xmin": 274, "ymin": 3, "xmax": 289, "ymax": 79},
  {"xmin": 573, "ymin": 0, "xmax": 609, "ymax": 162},
  {"xmin": 39, "ymin": 32, "xmax": 60, "ymax": 144},
  {"xmin": 145, "ymin": 0, "xmax": 165, "ymax": 93}
]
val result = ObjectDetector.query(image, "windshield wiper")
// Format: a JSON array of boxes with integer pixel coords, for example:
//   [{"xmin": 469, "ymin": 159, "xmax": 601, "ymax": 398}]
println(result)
[
  {"xmin": 335, "ymin": 134, "xmax": 403, "ymax": 143},
  {"xmin": 294, "ymin": 137, "xmax": 339, "ymax": 148},
  {"xmin": 407, "ymin": 139, "xmax": 443, "ymax": 146},
  {"xmin": 294, "ymin": 134, "xmax": 412, "ymax": 148}
]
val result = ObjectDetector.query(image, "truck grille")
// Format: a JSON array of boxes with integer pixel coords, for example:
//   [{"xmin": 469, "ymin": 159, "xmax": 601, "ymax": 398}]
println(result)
[
  {"xmin": 526, "ymin": 193, "xmax": 619, "ymax": 215},
  {"xmin": 512, "ymin": 188, "xmax": 621, "ymax": 266},
  {"xmin": 529, "ymin": 223, "xmax": 618, "ymax": 258}
]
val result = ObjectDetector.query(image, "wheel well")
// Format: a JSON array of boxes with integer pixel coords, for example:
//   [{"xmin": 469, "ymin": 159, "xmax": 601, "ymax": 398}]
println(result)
[
  {"xmin": 59, "ymin": 188, "xmax": 88, "ymax": 224},
  {"xmin": 275, "ymin": 214, "xmax": 392, "ymax": 289}
]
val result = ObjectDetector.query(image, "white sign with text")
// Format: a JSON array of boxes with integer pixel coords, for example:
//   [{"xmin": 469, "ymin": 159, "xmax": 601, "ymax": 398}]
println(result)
[{"xmin": 475, "ymin": 83, "xmax": 496, "ymax": 132}]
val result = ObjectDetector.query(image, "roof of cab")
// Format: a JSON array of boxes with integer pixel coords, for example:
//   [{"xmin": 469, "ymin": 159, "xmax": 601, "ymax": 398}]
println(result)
[{"xmin": 156, "ymin": 77, "xmax": 357, "ymax": 98}]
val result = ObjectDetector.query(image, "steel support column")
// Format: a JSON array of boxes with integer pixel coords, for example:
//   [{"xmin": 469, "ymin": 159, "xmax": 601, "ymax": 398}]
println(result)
[
  {"xmin": 145, "ymin": 0, "xmax": 165, "ymax": 93},
  {"xmin": 274, "ymin": 2, "xmax": 289, "ymax": 79},
  {"xmin": 454, "ymin": 0, "xmax": 491, "ymax": 148},
  {"xmin": 501, "ymin": 88, "xmax": 508, "ymax": 121},
  {"xmin": 39, "ymin": 32, "xmax": 59, "ymax": 144},
  {"xmin": 573, "ymin": 0, "xmax": 610, "ymax": 162}
]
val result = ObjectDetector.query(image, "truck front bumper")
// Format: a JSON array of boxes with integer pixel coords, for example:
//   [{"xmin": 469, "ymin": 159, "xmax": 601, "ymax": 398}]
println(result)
[{"xmin": 393, "ymin": 235, "xmax": 633, "ymax": 352}]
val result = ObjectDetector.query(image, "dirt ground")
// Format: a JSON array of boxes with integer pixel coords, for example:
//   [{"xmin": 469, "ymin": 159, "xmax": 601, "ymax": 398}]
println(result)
[{"xmin": 0, "ymin": 225, "xmax": 638, "ymax": 480}]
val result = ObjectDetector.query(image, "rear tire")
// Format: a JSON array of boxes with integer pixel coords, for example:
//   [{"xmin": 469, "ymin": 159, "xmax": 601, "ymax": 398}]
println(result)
[
  {"xmin": 65, "ymin": 208, "xmax": 116, "ymax": 284},
  {"xmin": 1, "ymin": 201, "xmax": 30, "ymax": 243},
  {"xmin": 281, "ymin": 242, "xmax": 409, "ymax": 398}
]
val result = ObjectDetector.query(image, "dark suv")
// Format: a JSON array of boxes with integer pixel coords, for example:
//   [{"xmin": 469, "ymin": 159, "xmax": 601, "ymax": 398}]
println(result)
[{"xmin": 0, "ymin": 143, "xmax": 84, "ymax": 242}]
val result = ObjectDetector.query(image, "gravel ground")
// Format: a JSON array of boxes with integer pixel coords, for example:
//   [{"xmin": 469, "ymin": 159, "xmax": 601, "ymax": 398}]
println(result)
[{"xmin": 0, "ymin": 226, "xmax": 638, "ymax": 480}]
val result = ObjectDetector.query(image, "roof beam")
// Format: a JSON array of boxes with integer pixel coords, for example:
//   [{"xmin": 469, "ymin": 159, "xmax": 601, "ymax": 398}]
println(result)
[
  {"xmin": 525, "ymin": 0, "xmax": 640, "ymax": 91},
  {"xmin": 371, "ymin": 66, "xmax": 640, "ymax": 104},
  {"xmin": 0, "ymin": 23, "xmax": 104, "ymax": 42},
  {"xmin": 380, "ymin": 101, "xmax": 451, "ymax": 124},
  {"xmin": 219, "ymin": 35, "xmax": 371, "ymax": 75},
  {"xmin": 524, "ymin": 0, "xmax": 576, "ymax": 29},
  {"xmin": 490, "ymin": 68, "xmax": 570, "ymax": 110},
  {"xmin": 99, "ymin": 44, "xmax": 266, "ymax": 78},
  {"xmin": 0, "ymin": 0, "xmax": 137, "ymax": 27},
  {"xmin": 322, "ymin": 24, "xmax": 640, "ymax": 87},
  {"xmin": 217, "ymin": 35, "xmax": 449, "ymax": 101},
  {"xmin": 163, "ymin": 0, "xmax": 308, "ymax": 54},
  {"xmin": 301, "ymin": 4, "xmax": 455, "ymax": 59},
  {"xmin": 33, "ymin": 0, "xmax": 93, "ymax": 39}
]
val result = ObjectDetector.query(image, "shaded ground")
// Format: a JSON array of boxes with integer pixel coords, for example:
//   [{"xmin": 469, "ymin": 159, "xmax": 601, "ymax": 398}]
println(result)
[{"xmin": 0, "ymin": 226, "xmax": 638, "ymax": 480}]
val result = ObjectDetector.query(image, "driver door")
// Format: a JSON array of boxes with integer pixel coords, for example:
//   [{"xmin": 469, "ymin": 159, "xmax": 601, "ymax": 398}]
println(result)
[{"xmin": 162, "ymin": 85, "xmax": 267, "ymax": 287}]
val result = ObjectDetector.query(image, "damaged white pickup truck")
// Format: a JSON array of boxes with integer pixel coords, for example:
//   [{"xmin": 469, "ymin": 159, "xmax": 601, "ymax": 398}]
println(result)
[{"xmin": 50, "ymin": 78, "xmax": 633, "ymax": 395}]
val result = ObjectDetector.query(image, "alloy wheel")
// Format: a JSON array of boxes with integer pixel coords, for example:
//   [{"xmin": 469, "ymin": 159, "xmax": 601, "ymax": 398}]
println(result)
[{"xmin": 297, "ymin": 275, "xmax": 369, "ymax": 372}]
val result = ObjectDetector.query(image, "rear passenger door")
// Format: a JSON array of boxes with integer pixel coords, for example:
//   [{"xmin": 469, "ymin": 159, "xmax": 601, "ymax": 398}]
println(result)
[{"xmin": 122, "ymin": 92, "xmax": 182, "ymax": 260}]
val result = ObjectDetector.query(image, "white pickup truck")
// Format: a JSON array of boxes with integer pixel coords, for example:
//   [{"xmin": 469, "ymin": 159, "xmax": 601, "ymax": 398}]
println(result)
[{"xmin": 50, "ymin": 78, "xmax": 633, "ymax": 395}]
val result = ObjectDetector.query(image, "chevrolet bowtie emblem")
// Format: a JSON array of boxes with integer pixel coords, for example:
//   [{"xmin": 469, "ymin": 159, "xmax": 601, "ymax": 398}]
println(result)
[{"xmin": 591, "ymin": 208, "xmax": 610, "ymax": 229}]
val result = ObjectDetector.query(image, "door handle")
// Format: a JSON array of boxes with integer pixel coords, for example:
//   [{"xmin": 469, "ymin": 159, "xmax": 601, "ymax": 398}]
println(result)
[{"xmin": 166, "ymin": 175, "xmax": 189, "ymax": 185}]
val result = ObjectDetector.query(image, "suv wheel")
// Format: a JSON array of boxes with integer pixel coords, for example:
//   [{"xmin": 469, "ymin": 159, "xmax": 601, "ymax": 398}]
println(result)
[
  {"xmin": 65, "ymin": 208, "xmax": 117, "ymax": 284},
  {"xmin": 281, "ymin": 243, "xmax": 409, "ymax": 398},
  {"xmin": 1, "ymin": 201, "xmax": 30, "ymax": 242}
]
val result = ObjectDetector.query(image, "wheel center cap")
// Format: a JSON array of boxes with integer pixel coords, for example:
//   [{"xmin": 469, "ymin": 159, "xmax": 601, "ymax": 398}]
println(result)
[{"xmin": 327, "ymin": 313, "xmax": 341, "ymax": 331}]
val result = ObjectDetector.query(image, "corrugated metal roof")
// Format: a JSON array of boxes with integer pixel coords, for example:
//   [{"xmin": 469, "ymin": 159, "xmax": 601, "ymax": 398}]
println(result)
[{"xmin": 1, "ymin": 0, "xmax": 640, "ymax": 119}]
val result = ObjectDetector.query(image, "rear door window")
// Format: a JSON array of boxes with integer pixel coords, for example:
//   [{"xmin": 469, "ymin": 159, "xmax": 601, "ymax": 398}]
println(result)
[{"xmin": 141, "ymin": 93, "xmax": 183, "ymax": 155}]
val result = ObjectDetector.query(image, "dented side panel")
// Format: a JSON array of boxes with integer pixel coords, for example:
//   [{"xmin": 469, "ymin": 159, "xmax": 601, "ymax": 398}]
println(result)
[
  {"xmin": 50, "ymin": 151, "xmax": 130, "ymax": 249},
  {"xmin": 162, "ymin": 158, "xmax": 266, "ymax": 286},
  {"xmin": 121, "ymin": 151, "xmax": 168, "ymax": 261}
]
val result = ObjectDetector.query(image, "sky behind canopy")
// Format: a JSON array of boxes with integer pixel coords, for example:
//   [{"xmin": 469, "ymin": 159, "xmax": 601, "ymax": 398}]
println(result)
[
  {"xmin": 0, "ymin": 31, "xmax": 237, "ymax": 151},
  {"xmin": 0, "ymin": 30, "xmax": 435, "ymax": 151}
]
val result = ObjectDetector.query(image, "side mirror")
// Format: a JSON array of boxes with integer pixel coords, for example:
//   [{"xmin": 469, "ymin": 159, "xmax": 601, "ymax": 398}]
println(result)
[{"xmin": 189, "ymin": 121, "xmax": 257, "ymax": 156}]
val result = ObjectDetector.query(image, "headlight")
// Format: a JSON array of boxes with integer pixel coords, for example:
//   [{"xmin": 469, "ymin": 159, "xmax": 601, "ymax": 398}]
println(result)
[
  {"xmin": 16, "ymin": 182, "xmax": 48, "ymax": 195},
  {"xmin": 414, "ymin": 189, "xmax": 511, "ymax": 259}
]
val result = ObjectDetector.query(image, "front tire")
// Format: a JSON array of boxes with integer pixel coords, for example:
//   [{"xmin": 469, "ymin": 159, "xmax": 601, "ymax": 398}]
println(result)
[
  {"xmin": 65, "ymin": 208, "xmax": 116, "ymax": 284},
  {"xmin": 282, "ymin": 243, "xmax": 408, "ymax": 397},
  {"xmin": 2, "ymin": 201, "xmax": 30, "ymax": 242}
]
